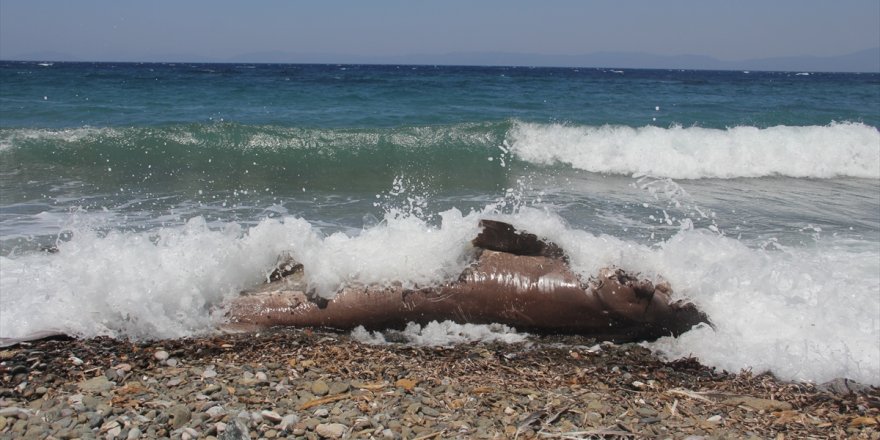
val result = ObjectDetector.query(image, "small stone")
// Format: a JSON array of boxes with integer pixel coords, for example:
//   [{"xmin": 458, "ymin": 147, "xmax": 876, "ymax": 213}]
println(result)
[
  {"xmin": 154, "ymin": 350, "xmax": 169, "ymax": 361},
  {"xmin": 165, "ymin": 358, "xmax": 179, "ymax": 367},
  {"xmin": 168, "ymin": 404, "xmax": 192, "ymax": 429},
  {"xmin": 328, "ymin": 382, "xmax": 350, "ymax": 395},
  {"xmin": 261, "ymin": 410, "xmax": 283, "ymax": 423},
  {"xmin": 0, "ymin": 416, "xmax": 6, "ymax": 431},
  {"xmin": 202, "ymin": 367, "xmax": 218, "ymax": 379},
  {"xmin": 127, "ymin": 427, "xmax": 142, "ymax": 439},
  {"xmin": 205, "ymin": 406, "xmax": 226, "ymax": 419},
  {"xmin": 204, "ymin": 384, "xmax": 222, "ymax": 395},
  {"xmin": 315, "ymin": 423, "xmax": 347, "ymax": 439},
  {"xmin": 280, "ymin": 414, "xmax": 299, "ymax": 431},
  {"xmin": 302, "ymin": 417, "xmax": 320, "ymax": 430},
  {"xmin": 636, "ymin": 407, "xmax": 657, "ymax": 417},
  {"xmin": 0, "ymin": 407, "xmax": 31, "ymax": 419},
  {"xmin": 706, "ymin": 415, "xmax": 723, "ymax": 423},
  {"xmin": 78, "ymin": 376, "xmax": 114, "ymax": 393},
  {"xmin": 311, "ymin": 380, "xmax": 329, "ymax": 396},
  {"xmin": 100, "ymin": 420, "xmax": 121, "ymax": 434},
  {"xmin": 34, "ymin": 386, "xmax": 48, "ymax": 396},
  {"xmin": 115, "ymin": 363, "xmax": 132, "ymax": 373},
  {"xmin": 219, "ymin": 419, "xmax": 248, "ymax": 440},
  {"xmin": 11, "ymin": 418, "xmax": 26, "ymax": 433},
  {"xmin": 313, "ymin": 408, "xmax": 329, "ymax": 418},
  {"xmin": 381, "ymin": 428, "xmax": 394, "ymax": 439},
  {"xmin": 88, "ymin": 413, "xmax": 104, "ymax": 428}
]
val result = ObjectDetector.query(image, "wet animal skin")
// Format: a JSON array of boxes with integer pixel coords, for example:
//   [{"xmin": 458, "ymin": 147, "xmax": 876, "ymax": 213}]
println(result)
[{"xmin": 224, "ymin": 220, "xmax": 708, "ymax": 342}]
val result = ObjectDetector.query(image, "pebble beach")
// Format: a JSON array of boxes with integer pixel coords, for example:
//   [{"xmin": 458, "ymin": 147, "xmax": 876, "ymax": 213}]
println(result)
[{"xmin": 1, "ymin": 328, "xmax": 877, "ymax": 439}]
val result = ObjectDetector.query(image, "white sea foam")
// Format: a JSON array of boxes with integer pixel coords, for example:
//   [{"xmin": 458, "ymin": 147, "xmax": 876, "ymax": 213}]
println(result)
[
  {"xmin": 0, "ymin": 209, "xmax": 479, "ymax": 339},
  {"xmin": 351, "ymin": 321, "xmax": 527, "ymax": 346},
  {"xmin": 647, "ymin": 233, "xmax": 880, "ymax": 385},
  {"xmin": 0, "ymin": 207, "xmax": 877, "ymax": 385},
  {"xmin": 0, "ymin": 126, "xmax": 122, "ymax": 151},
  {"xmin": 508, "ymin": 121, "xmax": 880, "ymax": 179}
]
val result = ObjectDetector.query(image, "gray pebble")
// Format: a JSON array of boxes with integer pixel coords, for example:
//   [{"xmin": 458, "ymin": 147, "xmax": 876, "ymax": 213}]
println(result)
[
  {"xmin": 280, "ymin": 414, "xmax": 299, "ymax": 431},
  {"xmin": 315, "ymin": 422, "xmax": 347, "ymax": 439},
  {"xmin": 311, "ymin": 379, "xmax": 329, "ymax": 396},
  {"xmin": 421, "ymin": 406, "xmax": 440, "ymax": 417},
  {"xmin": 88, "ymin": 413, "xmax": 104, "ymax": 428},
  {"xmin": 128, "ymin": 426, "xmax": 142, "ymax": 439},
  {"xmin": 0, "ymin": 407, "xmax": 31, "ymax": 419},
  {"xmin": 328, "ymin": 381, "xmax": 350, "ymax": 395},
  {"xmin": 219, "ymin": 418, "xmax": 249, "ymax": 440},
  {"xmin": 261, "ymin": 410, "xmax": 283, "ymax": 423},
  {"xmin": 168, "ymin": 404, "xmax": 192, "ymax": 429},
  {"xmin": 78, "ymin": 376, "xmax": 114, "ymax": 393}
]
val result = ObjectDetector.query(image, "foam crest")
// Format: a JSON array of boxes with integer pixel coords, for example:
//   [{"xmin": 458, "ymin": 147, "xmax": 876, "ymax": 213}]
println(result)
[
  {"xmin": 276, "ymin": 209, "xmax": 480, "ymax": 298},
  {"xmin": 646, "ymin": 232, "xmax": 880, "ymax": 385},
  {"xmin": 0, "ymin": 217, "xmax": 285, "ymax": 339},
  {"xmin": 0, "ymin": 126, "xmax": 123, "ymax": 151},
  {"xmin": 508, "ymin": 121, "xmax": 880, "ymax": 179},
  {"xmin": 0, "ymin": 209, "xmax": 481, "ymax": 339}
]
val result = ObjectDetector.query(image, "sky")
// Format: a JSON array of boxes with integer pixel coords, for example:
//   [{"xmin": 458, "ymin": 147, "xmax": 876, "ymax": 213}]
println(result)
[{"xmin": 1, "ymin": 0, "xmax": 878, "ymax": 64}]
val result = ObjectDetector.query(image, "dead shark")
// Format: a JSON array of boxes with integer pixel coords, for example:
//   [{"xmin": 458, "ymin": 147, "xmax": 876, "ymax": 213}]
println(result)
[{"xmin": 223, "ymin": 220, "xmax": 708, "ymax": 342}]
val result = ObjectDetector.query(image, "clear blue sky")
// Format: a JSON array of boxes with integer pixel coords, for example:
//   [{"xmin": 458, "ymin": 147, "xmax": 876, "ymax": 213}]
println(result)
[{"xmin": 1, "ymin": 0, "xmax": 878, "ymax": 62}]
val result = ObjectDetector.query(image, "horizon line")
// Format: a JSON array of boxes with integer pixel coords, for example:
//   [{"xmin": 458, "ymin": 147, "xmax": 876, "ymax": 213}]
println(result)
[
  {"xmin": 2, "ymin": 46, "xmax": 878, "ymax": 73},
  {"xmin": 2, "ymin": 57, "xmax": 878, "ymax": 75}
]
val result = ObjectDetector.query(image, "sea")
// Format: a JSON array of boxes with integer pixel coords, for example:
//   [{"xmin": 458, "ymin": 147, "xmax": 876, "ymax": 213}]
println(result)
[{"xmin": 1, "ymin": 61, "xmax": 878, "ymax": 385}]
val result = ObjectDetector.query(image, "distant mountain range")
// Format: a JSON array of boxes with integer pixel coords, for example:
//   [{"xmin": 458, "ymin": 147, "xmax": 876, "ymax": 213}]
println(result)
[{"xmin": 5, "ymin": 48, "xmax": 879, "ymax": 73}]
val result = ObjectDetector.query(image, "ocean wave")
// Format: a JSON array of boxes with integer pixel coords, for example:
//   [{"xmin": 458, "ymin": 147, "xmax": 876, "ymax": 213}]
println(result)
[
  {"xmin": 508, "ymin": 121, "xmax": 880, "ymax": 179},
  {"xmin": 0, "ymin": 122, "xmax": 514, "ymax": 193},
  {"xmin": 3, "ymin": 121, "xmax": 878, "ymax": 181},
  {"xmin": 0, "ymin": 122, "xmax": 508, "ymax": 153}
]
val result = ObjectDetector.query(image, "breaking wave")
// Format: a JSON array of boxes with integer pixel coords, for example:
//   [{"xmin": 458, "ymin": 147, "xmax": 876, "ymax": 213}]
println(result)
[{"xmin": 508, "ymin": 121, "xmax": 880, "ymax": 179}]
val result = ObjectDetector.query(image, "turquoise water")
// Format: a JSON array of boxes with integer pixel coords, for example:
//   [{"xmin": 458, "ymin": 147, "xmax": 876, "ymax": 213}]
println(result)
[{"xmin": 1, "ymin": 61, "xmax": 879, "ymax": 384}]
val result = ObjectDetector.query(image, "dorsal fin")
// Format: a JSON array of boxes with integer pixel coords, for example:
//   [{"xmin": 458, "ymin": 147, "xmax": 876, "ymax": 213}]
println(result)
[{"xmin": 472, "ymin": 220, "xmax": 567, "ymax": 260}]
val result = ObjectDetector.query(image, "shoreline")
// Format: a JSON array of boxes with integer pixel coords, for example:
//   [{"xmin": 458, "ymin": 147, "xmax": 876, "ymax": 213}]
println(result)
[{"xmin": 1, "ymin": 328, "xmax": 877, "ymax": 439}]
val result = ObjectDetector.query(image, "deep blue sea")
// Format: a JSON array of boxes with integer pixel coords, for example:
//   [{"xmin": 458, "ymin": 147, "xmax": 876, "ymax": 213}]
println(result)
[{"xmin": 1, "ymin": 61, "xmax": 879, "ymax": 384}]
